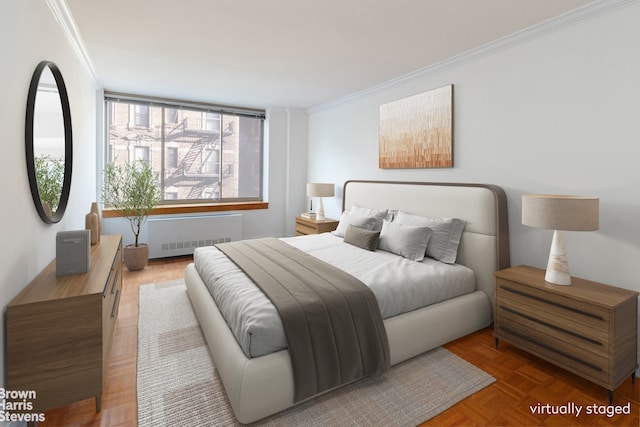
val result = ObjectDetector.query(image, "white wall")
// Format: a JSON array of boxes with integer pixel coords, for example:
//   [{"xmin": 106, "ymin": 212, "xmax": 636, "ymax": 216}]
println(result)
[
  {"xmin": 0, "ymin": 0, "xmax": 99, "ymax": 386},
  {"xmin": 259, "ymin": 107, "xmax": 309, "ymax": 238},
  {"xmin": 308, "ymin": 3, "xmax": 640, "ymax": 362}
]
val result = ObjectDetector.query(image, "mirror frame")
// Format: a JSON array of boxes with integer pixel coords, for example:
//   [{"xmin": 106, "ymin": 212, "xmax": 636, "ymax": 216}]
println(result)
[{"xmin": 25, "ymin": 61, "xmax": 73, "ymax": 224}]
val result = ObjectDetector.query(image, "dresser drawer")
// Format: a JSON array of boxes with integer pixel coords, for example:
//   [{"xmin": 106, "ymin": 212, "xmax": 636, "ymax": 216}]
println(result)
[
  {"xmin": 102, "ymin": 244, "xmax": 122, "ymax": 376},
  {"xmin": 103, "ymin": 246, "xmax": 121, "ymax": 297},
  {"xmin": 102, "ymin": 247, "xmax": 122, "ymax": 322},
  {"xmin": 103, "ymin": 283, "xmax": 121, "ymax": 334}
]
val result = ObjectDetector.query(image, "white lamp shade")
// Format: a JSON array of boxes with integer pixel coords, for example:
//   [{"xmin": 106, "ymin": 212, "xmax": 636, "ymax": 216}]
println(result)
[
  {"xmin": 522, "ymin": 195, "xmax": 599, "ymax": 231},
  {"xmin": 306, "ymin": 183, "xmax": 334, "ymax": 198}
]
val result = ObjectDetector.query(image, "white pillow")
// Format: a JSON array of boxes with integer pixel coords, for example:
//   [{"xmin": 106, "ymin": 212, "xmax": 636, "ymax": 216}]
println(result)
[
  {"xmin": 377, "ymin": 220, "xmax": 432, "ymax": 261},
  {"xmin": 395, "ymin": 211, "xmax": 465, "ymax": 264},
  {"xmin": 350, "ymin": 205, "xmax": 388, "ymax": 231},
  {"xmin": 332, "ymin": 211, "xmax": 379, "ymax": 237}
]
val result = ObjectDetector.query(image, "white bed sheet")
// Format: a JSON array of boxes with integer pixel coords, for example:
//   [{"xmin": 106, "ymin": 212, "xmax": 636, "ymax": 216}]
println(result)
[{"xmin": 193, "ymin": 233, "xmax": 475, "ymax": 358}]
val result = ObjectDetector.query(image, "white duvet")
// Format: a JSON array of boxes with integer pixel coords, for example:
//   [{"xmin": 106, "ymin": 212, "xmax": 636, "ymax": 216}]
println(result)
[{"xmin": 194, "ymin": 233, "xmax": 475, "ymax": 358}]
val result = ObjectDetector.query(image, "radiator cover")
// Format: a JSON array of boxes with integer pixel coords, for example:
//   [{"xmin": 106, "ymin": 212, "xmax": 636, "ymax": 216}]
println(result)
[{"xmin": 147, "ymin": 214, "xmax": 242, "ymax": 259}]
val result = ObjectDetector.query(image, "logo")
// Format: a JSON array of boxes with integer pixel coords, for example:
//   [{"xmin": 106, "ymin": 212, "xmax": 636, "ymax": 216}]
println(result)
[{"xmin": 0, "ymin": 388, "xmax": 46, "ymax": 423}]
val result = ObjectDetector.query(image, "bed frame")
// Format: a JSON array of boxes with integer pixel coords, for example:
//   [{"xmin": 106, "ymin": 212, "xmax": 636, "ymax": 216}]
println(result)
[{"xmin": 185, "ymin": 180, "xmax": 510, "ymax": 423}]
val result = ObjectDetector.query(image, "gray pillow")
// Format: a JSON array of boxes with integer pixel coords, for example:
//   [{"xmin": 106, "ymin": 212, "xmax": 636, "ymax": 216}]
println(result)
[
  {"xmin": 350, "ymin": 205, "xmax": 388, "ymax": 231},
  {"xmin": 377, "ymin": 220, "xmax": 432, "ymax": 261},
  {"xmin": 332, "ymin": 211, "xmax": 379, "ymax": 237},
  {"xmin": 395, "ymin": 211, "xmax": 465, "ymax": 264},
  {"xmin": 344, "ymin": 224, "xmax": 380, "ymax": 251}
]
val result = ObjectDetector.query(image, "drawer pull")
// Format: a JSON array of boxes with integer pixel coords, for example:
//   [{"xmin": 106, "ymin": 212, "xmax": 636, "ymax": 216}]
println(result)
[
  {"xmin": 500, "ymin": 285, "xmax": 603, "ymax": 320},
  {"xmin": 111, "ymin": 290, "xmax": 120, "ymax": 319},
  {"xmin": 499, "ymin": 305, "xmax": 603, "ymax": 346},
  {"xmin": 102, "ymin": 273, "xmax": 111, "ymax": 298},
  {"xmin": 498, "ymin": 325, "xmax": 603, "ymax": 372},
  {"xmin": 110, "ymin": 270, "xmax": 120, "ymax": 295}
]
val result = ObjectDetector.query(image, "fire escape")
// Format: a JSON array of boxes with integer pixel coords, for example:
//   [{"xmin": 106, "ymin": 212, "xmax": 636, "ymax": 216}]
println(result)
[{"xmin": 163, "ymin": 118, "xmax": 222, "ymax": 200}]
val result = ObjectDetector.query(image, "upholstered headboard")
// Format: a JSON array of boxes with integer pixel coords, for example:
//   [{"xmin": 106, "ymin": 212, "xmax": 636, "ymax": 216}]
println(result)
[{"xmin": 342, "ymin": 180, "xmax": 510, "ymax": 307}]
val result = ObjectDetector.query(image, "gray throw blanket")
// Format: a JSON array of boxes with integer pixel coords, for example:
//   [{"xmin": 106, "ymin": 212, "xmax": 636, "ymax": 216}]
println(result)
[{"xmin": 216, "ymin": 237, "xmax": 390, "ymax": 402}]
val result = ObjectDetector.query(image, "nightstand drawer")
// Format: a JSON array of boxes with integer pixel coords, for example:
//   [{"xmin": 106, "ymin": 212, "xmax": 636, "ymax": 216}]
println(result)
[
  {"xmin": 295, "ymin": 222, "xmax": 317, "ymax": 235},
  {"xmin": 495, "ymin": 323, "xmax": 609, "ymax": 384},
  {"xmin": 495, "ymin": 304, "xmax": 608, "ymax": 359},
  {"xmin": 496, "ymin": 278, "xmax": 609, "ymax": 332}
]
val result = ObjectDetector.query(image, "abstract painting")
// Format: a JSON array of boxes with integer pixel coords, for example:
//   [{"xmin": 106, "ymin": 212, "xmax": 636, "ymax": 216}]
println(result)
[{"xmin": 379, "ymin": 84, "xmax": 453, "ymax": 169}]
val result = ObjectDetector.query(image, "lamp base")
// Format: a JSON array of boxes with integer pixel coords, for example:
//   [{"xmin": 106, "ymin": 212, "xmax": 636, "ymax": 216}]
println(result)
[
  {"xmin": 316, "ymin": 197, "xmax": 326, "ymax": 221},
  {"xmin": 545, "ymin": 230, "xmax": 572, "ymax": 285}
]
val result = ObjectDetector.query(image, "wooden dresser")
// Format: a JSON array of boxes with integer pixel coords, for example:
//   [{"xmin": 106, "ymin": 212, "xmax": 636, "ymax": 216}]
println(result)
[
  {"xmin": 494, "ymin": 265, "xmax": 638, "ymax": 402},
  {"xmin": 295, "ymin": 216, "xmax": 339, "ymax": 235},
  {"xmin": 6, "ymin": 234, "xmax": 123, "ymax": 413}
]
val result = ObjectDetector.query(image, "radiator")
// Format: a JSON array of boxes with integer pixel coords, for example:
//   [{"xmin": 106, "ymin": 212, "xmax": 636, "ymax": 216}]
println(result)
[{"xmin": 147, "ymin": 214, "xmax": 242, "ymax": 259}]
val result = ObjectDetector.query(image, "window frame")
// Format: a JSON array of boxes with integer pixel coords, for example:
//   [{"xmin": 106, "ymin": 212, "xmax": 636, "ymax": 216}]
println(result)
[{"xmin": 103, "ymin": 92, "xmax": 266, "ymax": 213}]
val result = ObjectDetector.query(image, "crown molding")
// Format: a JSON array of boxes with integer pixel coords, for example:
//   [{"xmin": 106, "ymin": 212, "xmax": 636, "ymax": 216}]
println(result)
[
  {"xmin": 46, "ymin": 0, "xmax": 100, "ymax": 88},
  {"xmin": 309, "ymin": 0, "xmax": 637, "ymax": 113}
]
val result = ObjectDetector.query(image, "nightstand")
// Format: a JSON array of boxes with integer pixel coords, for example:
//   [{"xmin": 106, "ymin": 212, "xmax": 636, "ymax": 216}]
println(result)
[
  {"xmin": 494, "ymin": 265, "xmax": 638, "ymax": 403},
  {"xmin": 295, "ymin": 216, "xmax": 339, "ymax": 236}
]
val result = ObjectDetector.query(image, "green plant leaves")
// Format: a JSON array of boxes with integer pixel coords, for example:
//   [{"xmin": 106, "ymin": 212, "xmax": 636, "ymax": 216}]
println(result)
[{"xmin": 102, "ymin": 160, "xmax": 162, "ymax": 246}]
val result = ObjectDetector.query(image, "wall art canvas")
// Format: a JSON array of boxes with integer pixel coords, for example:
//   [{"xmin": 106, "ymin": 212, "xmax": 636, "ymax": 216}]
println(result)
[{"xmin": 379, "ymin": 84, "xmax": 453, "ymax": 169}]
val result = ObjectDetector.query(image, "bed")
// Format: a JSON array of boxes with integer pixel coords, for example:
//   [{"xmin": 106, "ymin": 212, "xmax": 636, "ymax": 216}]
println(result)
[{"xmin": 185, "ymin": 180, "xmax": 510, "ymax": 424}]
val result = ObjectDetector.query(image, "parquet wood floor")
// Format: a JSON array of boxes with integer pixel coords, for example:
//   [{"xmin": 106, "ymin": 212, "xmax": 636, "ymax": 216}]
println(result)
[
  {"xmin": 41, "ymin": 257, "xmax": 639, "ymax": 426},
  {"xmin": 41, "ymin": 256, "xmax": 193, "ymax": 427}
]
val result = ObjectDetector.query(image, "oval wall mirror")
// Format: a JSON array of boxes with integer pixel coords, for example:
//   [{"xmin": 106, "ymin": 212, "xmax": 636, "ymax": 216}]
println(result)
[{"xmin": 25, "ymin": 61, "xmax": 73, "ymax": 224}]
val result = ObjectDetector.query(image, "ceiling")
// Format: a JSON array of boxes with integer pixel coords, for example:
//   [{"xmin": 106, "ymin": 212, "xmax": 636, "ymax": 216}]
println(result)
[{"xmin": 64, "ymin": 0, "xmax": 596, "ymax": 110}]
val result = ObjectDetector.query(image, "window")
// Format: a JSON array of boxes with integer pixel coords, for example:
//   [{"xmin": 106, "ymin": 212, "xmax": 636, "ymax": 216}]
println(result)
[
  {"xmin": 134, "ymin": 105, "xmax": 150, "ymax": 127},
  {"xmin": 205, "ymin": 112, "xmax": 220, "ymax": 131},
  {"xmin": 104, "ymin": 94, "xmax": 264, "ymax": 205},
  {"xmin": 166, "ymin": 147, "xmax": 178, "ymax": 169},
  {"xmin": 166, "ymin": 108, "xmax": 178, "ymax": 124},
  {"xmin": 134, "ymin": 146, "xmax": 150, "ymax": 162}
]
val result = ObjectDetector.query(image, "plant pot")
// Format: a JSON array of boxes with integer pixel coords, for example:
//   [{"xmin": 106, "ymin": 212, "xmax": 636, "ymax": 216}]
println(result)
[{"xmin": 123, "ymin": 243, "xmax": 149, "ymax": 271}]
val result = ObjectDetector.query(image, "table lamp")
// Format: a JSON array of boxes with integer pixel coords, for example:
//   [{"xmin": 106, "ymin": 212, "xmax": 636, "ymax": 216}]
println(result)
[
  {"xmin": 306, "ymin": 183, "xmax": 334, "ymax": 221},
  {"xmin": 522, "ymin": 194, "xmax": 599, "ymax": 285}
]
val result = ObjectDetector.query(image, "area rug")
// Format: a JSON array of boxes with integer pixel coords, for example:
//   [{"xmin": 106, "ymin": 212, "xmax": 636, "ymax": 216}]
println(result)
[{"xmin": 137, "ymin": 280, "xmax": 495, "ymax": 427}]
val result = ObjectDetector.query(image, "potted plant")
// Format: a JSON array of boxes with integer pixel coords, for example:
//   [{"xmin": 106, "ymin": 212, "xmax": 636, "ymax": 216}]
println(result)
[{"xmin": 102, "ymin": 160, "xmax": 162, "ymax": 271}]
